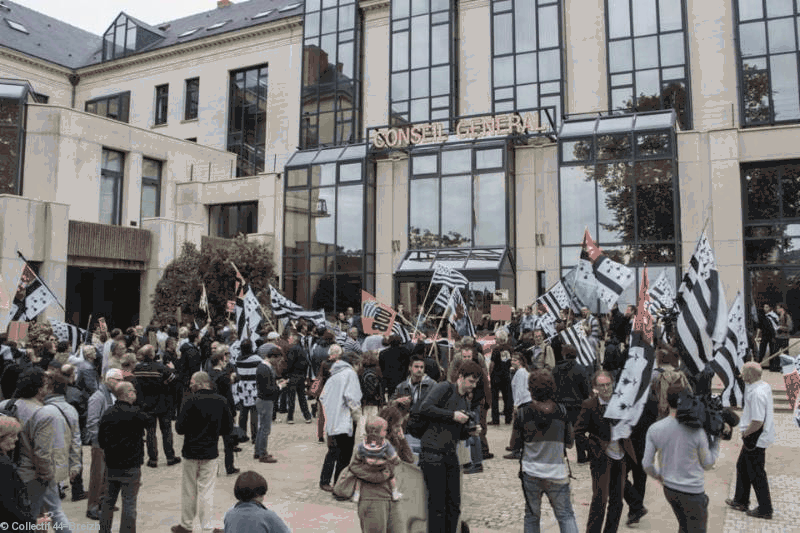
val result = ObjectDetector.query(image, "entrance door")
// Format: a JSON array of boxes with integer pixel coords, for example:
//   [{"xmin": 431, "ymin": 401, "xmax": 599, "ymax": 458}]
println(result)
[{"xmin": 66, "ymin": 267, "xmax": 142, "ymax": 332}]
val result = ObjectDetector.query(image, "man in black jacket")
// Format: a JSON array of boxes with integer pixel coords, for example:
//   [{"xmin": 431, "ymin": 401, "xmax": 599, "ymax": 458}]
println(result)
[
  {"xmin": 98, "ymin": 381, "xmax": 150, "ymax": 533},
  {"xmin": 418, "ymin": 359, "xmax": 481, "ymax": 533},
  {"xmin": 172, "ymin": 371, "xmax": 234, "ymax": 533},
  {"xmin": 177, "ymin": 330, "xmax": 203, "ymax": 394},
  {"xmin": 134, "ymin": 344, "xmax": 180, "ymax": 468},
  {"xmin": 552, "ymin": 345, "xmax": 591, "ymax": 462},
  {"xmin": 284, "ymin": 333, "xmax": 312, "ymax": 424},
  {"xmin": 254, "ymin": 348, "xmax": 287, "ymax": 463}
]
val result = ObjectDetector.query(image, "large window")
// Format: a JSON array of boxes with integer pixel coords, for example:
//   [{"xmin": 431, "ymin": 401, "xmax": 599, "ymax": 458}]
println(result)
[
  {"xmin": 85, "ymin": 92, "xmax": 131, "ymax": 123},
  {"xmin": 209, "ymin": 202, "xmax": 258, "ymax": 238},
  {"xmin": 735, "ymin": 0, "xmax": 800, "ymax": 126},
  {"xmin": 0, "ymin": 81, "xmax": 31, "ymax": 196},
  {"xmin": 390, "ymin": 0, "xmax": 456, "ymax": 125},
  {"xmin": 102, "ymin": 13, "xmax": 163, "ymax": 62},
  {"xmin": 490, "ymin": 0, "xmax": 562, "ymax": 119},
  {"xmin": 284, "ymin": 148, "xmax": 374, "ymax": 313},
  {"xmin": 185, "ymin": 78, "xmax": 199, "ymax": 120},
  {"xmin": 605, "ymin": 0, "xmax": 691, "ymax": 130},
  {"xmin": 141, "ymin": 158, "xmax": 161, "ymax": 219},
  {"xmin": 559, "ymin": 116, "xmax": 681, "ymax": 306},
  {"xmin": 408, "ymin": 144, "xmax": 511, "ymax": 249},
  {"xmin": 743, "ymin": 161, "xmax": 800, "ymax": 326},
  {"xmin": 228, "ymin": 65, "xmax": 268, "ymax": 177},
  {"xmin": 300, "ymin": 0, "xmax": 362, "ymax": 149},
  {"xmin": 154, "ymin": 84, "xmax": 169, "ymax": 125},
  {"xmin": 100, "ymin": 149, "xmax": 124, "ymax": 225}
]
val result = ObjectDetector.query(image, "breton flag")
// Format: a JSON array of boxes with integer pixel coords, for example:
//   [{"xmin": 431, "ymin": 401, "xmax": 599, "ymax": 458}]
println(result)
[
  {"xmin": 707, "ymin": 292, "xmax": 747, "ymax": 408},
  {"xmin": 3, "ymin": 261, "xmax": 58, "ymax": 327},
  {"xmin": 779, "ymin": 354, "xmax": 800, "ymax": 415},
  {"xmin": 361, "ymin": 291, "xmax": 398, "ymax": 335},
  {"xmin": 606, "ymin": 269, "xmax": 657, "ymax": 441},
  {"xmin": 199, "ymin": 283, "xmax": 209, "ymax": 314},
  {"xmin": 536, "ymin": 279, "xmax": 582, "ymax": 336},
  {"xmin": 235, "ymin": 284, "xmax": 264, "ymax": 341},
  {"xmin": 49, "ymin": 319, "xmax": 87, "ymax": 354},
  {"xmin": 268, "ymin": 285, "xmax": 326, "ymax": 327},
  {"xmin": 648, "ymin": 270, "xmax": 676, "ymax": 314},
  {"xmin": 567, "ymin": 229, "xmax": 635, "ymax": 313},
  {"xmin": 675, "ymin": 233, "xmax": 728, "ymax": 376},
  {"xmin": 445, "ymin": 288, "xmax": 476, "ymax": 338},
  {"xmin": 326, "ymin": 321, "xmax": 348, "ymax": 344},
  {"xmin": 559, "ymin": 319, "xmax": 597, "ymax": 368},
  {"xmin": 431, "ymin": 264, "xmax": 468, "ymax": 290},
  {"xmin": 433, "ymin": 285, "xmax": 452, "ymax": 311},
  {"xmin": 392, "ymin": 320, "xmax": 412, "ymax": 343}
]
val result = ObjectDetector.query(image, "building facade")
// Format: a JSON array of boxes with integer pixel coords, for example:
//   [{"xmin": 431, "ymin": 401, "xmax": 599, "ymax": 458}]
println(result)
[{"xmin": 1, "ymin": 0, "xmax": 798, "ymax": 329}]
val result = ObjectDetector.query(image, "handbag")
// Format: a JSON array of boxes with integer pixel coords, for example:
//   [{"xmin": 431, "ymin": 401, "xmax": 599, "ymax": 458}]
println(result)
[
  {"xmin": 332, "ymin": 466, "xmax": 357, "ymax": 498},
  {"xmin": 308, "ymin": 378, "xmax": 322, "ymax": 398}
]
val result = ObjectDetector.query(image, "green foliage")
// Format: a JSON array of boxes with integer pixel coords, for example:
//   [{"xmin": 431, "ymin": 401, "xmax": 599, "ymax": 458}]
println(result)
[{"xmin": 151, "ymin": 236, "xmax": 275, "ymax": 326}]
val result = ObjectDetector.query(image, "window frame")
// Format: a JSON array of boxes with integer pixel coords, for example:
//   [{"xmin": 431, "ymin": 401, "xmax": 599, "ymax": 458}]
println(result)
[
  {"xmin": 99, "ymin": 148, "xmax": 125, "ymax": 226},
  {"xmin": 154, "ymin": 84, "xmax": 169, "ymax": 125},
  {"xmin": 140, "ymin": 157, "xmax": 162, "ymax": 221},
  {"xmin": 85, "ymin": 92, "xmax": 131, "ymax": 123},
  {"xmin": 184, "ymin": 78, "xmax": 199, "ymax": 121},
  {"xmin": 227, "ymin": 64, "xmax": 269, "ymax": 177},
  {"xmin": 208, "ymin": 201, "xmax": 259, "ymax": 238}
]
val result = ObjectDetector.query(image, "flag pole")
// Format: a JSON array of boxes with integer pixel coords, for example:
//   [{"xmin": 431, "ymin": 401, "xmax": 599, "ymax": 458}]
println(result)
[
  {"xmin": 413, "ymin": 280, "xmax": 437, "ymax": 339},
  {"xmin": 16, "ymin": 251, "xmax": 66, "ymax": 312},
  {"xmin": 761, "ymin": 338, "xmax": 800, "ymax": 366},
  {"xmin": 84, "ymin": 313, "xmax": 93, "ymax": 344}
]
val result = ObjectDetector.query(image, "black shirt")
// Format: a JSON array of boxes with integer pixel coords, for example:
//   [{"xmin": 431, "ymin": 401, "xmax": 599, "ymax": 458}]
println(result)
[
  {"xmin": 419, "ymin": 382, "xmax": 470, "ymax": 457},
  {"xmin": 176, "ymin": 388, "xmax": 234, "ymax": 460},
  {"xmin": 99, "ymin": 401, "xmax": 150, "ymax": 469}
]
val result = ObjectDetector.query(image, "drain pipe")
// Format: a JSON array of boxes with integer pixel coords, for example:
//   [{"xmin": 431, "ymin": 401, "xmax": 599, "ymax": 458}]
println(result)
[{"xmin": 68, "ymin": 73, "xmax": 80, "ymax": 108}]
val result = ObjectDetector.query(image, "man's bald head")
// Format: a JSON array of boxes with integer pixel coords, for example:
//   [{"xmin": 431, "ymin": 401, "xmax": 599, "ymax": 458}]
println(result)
[{"xmin": 114, "ymin": 380, "xmax": 136, "ymax": 403}]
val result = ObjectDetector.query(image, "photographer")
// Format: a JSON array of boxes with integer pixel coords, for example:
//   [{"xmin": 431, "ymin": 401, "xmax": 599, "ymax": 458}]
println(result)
[{"xmin": 643, "ymin": 377, "xmax": 720, "ymax": 532}]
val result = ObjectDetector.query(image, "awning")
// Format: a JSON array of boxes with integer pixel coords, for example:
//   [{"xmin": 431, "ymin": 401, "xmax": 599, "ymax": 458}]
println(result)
[
  {"xmin": 396, "ymin": 247, "xmax": 509, "ymax": 273},
  {"xmin": 558, "ymin": 109, "xmax": 677, "ymax": 140},
  {"xmin": 285, "ymin": 144, "xmax": 367, "ymax": 168}
]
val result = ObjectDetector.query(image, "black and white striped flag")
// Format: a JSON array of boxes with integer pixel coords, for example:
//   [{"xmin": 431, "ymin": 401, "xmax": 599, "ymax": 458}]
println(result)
[
  {"xmin": 391, "ymin": 320, "xmax": 411, "ymax": 343},
  {"xmin": 537, "ymin": 279, "xmax": 581, "ymax": 336},
  {"xmin": 676, "ymin": 233, "xmax": 728, "ymax": 376},
  {"xmin": 6, "ymin": 262, "xmax": 57, "ymax": 324},
  {"xmin": 445, "ymin": 289, "xmax": 475, "ymax": 338},
  {"xmin": 50, "ymin": 319, "xmax": 86, "ymax": 354},
  {"xmin": 707, "ymin": 292, "xmax": 747, "ymax": 408},
  {"xmin": 568, "ymin": 229, "xmax": 635, "ymax": 313},
  {"xmin": 268, "ymin": 285, "xmax": 326, "ymax": 327},
  {"xmin": 559, "ymin": 319, "xmax": 596, "ymax": 368},
  {"xmin": 607, "ymin": 330, "xmax": 657, "ymax": 441},
  {"xmin": 235, "ymin": 284, "xmax": 264, "ymax": 341},
  {"xmin": 431, "ymin": 264, "xmax": 468, "ymax": 290},
  {"xmin": 648, "ymin": 270, "xmax": 676, "ymax": 314},
  {"xmin": 433, "ymin": 285, "xmax": 451, "ymax": 311}
]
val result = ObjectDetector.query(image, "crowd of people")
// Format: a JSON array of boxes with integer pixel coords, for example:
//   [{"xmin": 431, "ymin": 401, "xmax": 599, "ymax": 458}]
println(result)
[{"xmin": 0, "ymin": 295, "xmax": 787, "ymax": 532}]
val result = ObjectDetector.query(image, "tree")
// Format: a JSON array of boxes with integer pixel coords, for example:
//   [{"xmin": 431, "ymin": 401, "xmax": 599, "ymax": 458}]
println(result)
[{"xmin": 151, "ymin": 235, "xmax": 276, "ymax": 326}]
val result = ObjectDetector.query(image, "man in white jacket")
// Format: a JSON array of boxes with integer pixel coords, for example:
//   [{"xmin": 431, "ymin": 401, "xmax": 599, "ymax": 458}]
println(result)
[{"xmin": 318, "ymin": 351, "xmax": 362, "ymax": 492}]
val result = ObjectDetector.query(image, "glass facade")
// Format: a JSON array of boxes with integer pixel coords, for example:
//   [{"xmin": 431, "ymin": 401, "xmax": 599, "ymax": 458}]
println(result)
[
  {"xmin": 743, "ymin": 161, "xmax": 800, "ymax": 325},
  {"xmin": 735, "ymin": 0, "xmax": 800, "ymax": 126},
  {"xmin": 490, "ymin": 0, "xmax": 562, "ymax": 119},
  {"xmin": 300, "ymin": 0, "xmax": 362, "ymax": 149},
  {"xmin": 141, "ymin": 158, "xmax": 161, "ymax": 219},
  {"xmin": 559, "ymin": 116, "xmax": 680, "ymax": 307},
  {"xmin": 209, "ymin": 202, "xmax": 258, "ymax": 238},
  {"xmin": 85, "ymin": 92, "xmax": 131, "ymax": 123},
  {"xmin": 284, "ymin": 149, "xmax": 374, "ymax": 314},
  {"xmin": 390, "ymin": 0, "xmax": 457, "ymax": 125},
  {"xmin": 102, "ymin": 13, "xmax": 162, "ymax": 62},
  {"xmin": 605, "ymin": 0, "xmax": 692, "ymax": 130},
  {"xmin": 154, "ymin": 84, "xmax": 168, "ymax": 125},
  {"xmin": 99, "ymin": 148, "xmax": 124, "ymax": 225},
  {"xmin": 228, "ymin": 64, "xmax": 268, "ymax": 177}
]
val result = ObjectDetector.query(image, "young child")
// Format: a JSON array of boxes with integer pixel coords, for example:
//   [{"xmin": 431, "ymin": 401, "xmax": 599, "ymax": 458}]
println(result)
[{"xmin": 352, "ymin": 416, "xmax": 402, "ymax": 503}]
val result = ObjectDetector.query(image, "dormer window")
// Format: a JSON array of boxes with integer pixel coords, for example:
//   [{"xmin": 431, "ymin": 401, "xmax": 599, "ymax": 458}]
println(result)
[
  {"xmin": 102, "ymin": 13, "xmax": 163, "ymax": 61},
  {"xmin": 178, "ymin": 28, "xmax": 201, "ymax": 38},
  {"xmin": 278, "ymin": 3, "xmax": 302, "ymax": 12},
  {"xmin": 207, "ymin": 20, "xmax": 230, "ymax": 31},
  {"xmin": 5, "ymin": 19, "xmax": 28, "ymax": 34},
  {"xmin": 252, "ymin": 10, "xmax": 274, "ymax": 19}
]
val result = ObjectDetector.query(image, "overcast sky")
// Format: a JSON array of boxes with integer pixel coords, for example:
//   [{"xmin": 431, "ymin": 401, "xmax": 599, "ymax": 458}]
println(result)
[{"xmin": 16, "ymin": 0, "xmax": 224, "ymax": 35}]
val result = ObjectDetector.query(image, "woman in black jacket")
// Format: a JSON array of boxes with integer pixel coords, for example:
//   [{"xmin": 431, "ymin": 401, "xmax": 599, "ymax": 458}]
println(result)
[
  {"xmin": 357, "ymin": 351, "xmax": 385, "ymax": 441},
  {"xmin": 0, "ymin": 415, "xmax": 36, "ymax": 527}
]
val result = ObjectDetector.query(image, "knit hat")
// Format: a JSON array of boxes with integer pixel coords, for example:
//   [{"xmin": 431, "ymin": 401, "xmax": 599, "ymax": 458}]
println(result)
[{"xmin": 0, "ymin": 414, "xmax": 22, "ymax": 439}]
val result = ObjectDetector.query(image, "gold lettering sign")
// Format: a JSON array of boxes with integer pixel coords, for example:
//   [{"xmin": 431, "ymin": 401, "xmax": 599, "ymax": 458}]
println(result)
[{"xmin": 372, "ymin": 112, "xmax": 547, "ymax": 148}]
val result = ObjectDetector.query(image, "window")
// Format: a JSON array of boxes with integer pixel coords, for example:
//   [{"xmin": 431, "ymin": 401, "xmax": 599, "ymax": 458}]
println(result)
[
  {"xmin": 99, "ymin": 149, "xmax": 124, "ymax": 225},
  {"xmin": 5, "ymin": 19, "xmax": 29, "ymax": 34},
  {"xmin": 490, "ymin": 0, "xmax": 563, "ymax": 120},
  {"xmin": 300, "ymin": 0, "xmax": 362, "ymax": 149},
  {"xmin": 0, "ymin": 81, "xmax": 30, "ymax": 196},
  {"xmin": 283, "ymin": 150, "xmax": 374, "ymax": 313},
  {"xmin": 228, "ymin": 65, "xmax": 268, "ymax": 176},
  {"xmin": 185, "ymin": 78, "xmax": 199, "ymax": 120},
  {"xmin": 85, "ymin": 92, "xmax": 131, "ymax": 123},
  {"xmin": 32, "ymin": 92, "xmax": 48, "ymax": 104},
  {"xmin": 154, "ymin": 84, "xmax": 169, "ymax": 125},
  {"xmin": 102, "ymin": 13, "xmax": 162, "ymax": 61},
  {"xmin": 558, "ymin": 116, "xmax": 681, "ymax": 308},
  {"xmin": 408, "ymin": 144, "xmax": 510, "ymax": 249},
  {"xmin": 605, "ymin": 0, "xmax": 692, "ymax": 129},
  {"xmin": 141, "ymin": 158, "xmax": 162, "ymax": 219},
  {"xmin": 743, "ymin": 161, "xmax": 800, "ymax": 330},
  {"xmin": 209, "ymin": 202, "xmax": 258, "ymax": 238},
  {"xmin": 735, "ymin": 0, "xmax": 800, "ymax": 126},
  {"xmin": 207, "ymin": 20, "xmax": 230, "ymax": 31},
  {"xmin": 390, "ymin": 0, "xmax": 456, "ymax": 125},
  {"xmin": 178, "ymin": 28, "xmax": 201, "ymax": 38}
]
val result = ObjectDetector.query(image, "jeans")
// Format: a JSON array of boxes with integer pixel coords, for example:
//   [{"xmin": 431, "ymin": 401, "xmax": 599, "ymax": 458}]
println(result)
[
  {"xmin": 587, "ymin": 455, "xmax": 626, "ymax": 533},
  {"xmin": 26, "ymin": 478, "xmax": 73, "ymax": 533},
  {"xmin": 100, "ymin": 467, "xmax": 141, "ymax": 533},
  {"xmin": 520, "ymin": 472, "xmax": 579, "ymax": 533},
  {"xmin": 286, "ymin": 377, "xmax": 311, "ymax": 421},
  {"xmin": 145, "ymin": 412, "xmax": 176, "ymax": 462},
  {"xmin": 255, "ymin": 399, "xmax": 274, "ymax": 458},
  {"xmin": 320, "ymin": 433, "xmax": 355, "ymax": 486},
  {"xmin": 663, "ymin": 486, "xmax": 708, "ymax": 533},
  {"xmin": 419, "ymin": 452, "xmax": 461, "ymax": 533},
  {"xmin": 733, "ymin": 446, "xmax": 772, "ymax": 514},
  {"xmin": 238, "ymin": 404, "xmax": 258, "ymax": 440}
]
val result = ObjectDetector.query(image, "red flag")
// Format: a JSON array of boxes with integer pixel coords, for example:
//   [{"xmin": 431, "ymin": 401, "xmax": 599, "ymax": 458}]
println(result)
[
  {"xmin": 633, "ymin": 267, "xmax": 654, "ymax": 345},
  {"xmin": 361, "ymin": 290, "xmax": 397, "ymax": 335},
  {"xmin": 582, "ymin": 228, "xmax": 603, "ymax": 262}
]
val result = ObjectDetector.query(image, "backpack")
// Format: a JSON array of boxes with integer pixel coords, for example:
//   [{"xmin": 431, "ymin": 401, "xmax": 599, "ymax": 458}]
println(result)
[
  {"xmin": 0, "ymin": 399, "xmax": 23, "ymax": 464},
  {"xmin": 406, "ymin": 383, "xmax": 455, "ymax": 439}
]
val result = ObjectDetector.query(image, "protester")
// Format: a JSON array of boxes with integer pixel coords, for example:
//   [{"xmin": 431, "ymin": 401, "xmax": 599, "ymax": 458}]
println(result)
[
  {"xmin": 773, "ymin": 303, "xmax": 793, "ymax": 372},
  {"xmin": 223, "ymin": 471, "xmax": 291, "ymax": 533},
  {"xmin": 391, "ymin": 354, "xmax": 436, "ymax": 461},
  {"xmin": 254, "ymin": 348, "xmax": 287, "ymax": 463},
  {"xmin": 351, "ymin": 416, "xmax": 402, "ymax": 503},
  {"xmin": 98, "ymin": 381, "xmax": 150, "ymax": 533},
  {"xmin": 233, "ymin": 339, "xmax": 261, "ymax": 441},
  {"xmin": 529, "ymin": 329, "xmax": 555, "ymax": 370},
  {"xmin": 343, "ymin": 327, "xmax": 363, "ymax": 355},
  {"xmin": 575, "ymin": 370, "xmax": 637, "ymax": 533},
  {"xmin": 172, "ymin": 371, "xmax": 234, "ymax": 533},
  {"xmin": 489, "ymin": 329, "xmax": 513, "ymax": 425},
  {"xmin": 417, "ymin": 359, "xmax": 481, "ymax": 533},
  {"xmin": 511, "ymin": 368, "xmax": 579, "ymax": 533},
  {"xmin": 357, "ymin": 351, "xmax": 385, "ymax": 442},
  {"xmin": 756, "ymin": 304, "xmax": 778, "ymax": 364},
  {"xmin": 134, "ymin": 344, "xmax": 180, "ymax": 468},
  {"xmin": 284, "ymin": 331, "xmax": 312, "ymax": 424},
  {"xmin": 319, "ymin": 351, "xmax": 362, "ymax": 492},
  {"xmin": 726, "ymin": 362, "xmax": 775, "ymax": 520},
  {"xmin": 208, "ymin": 345, "xmax": 240, "ymax": 475},
  {"xmin": 552, "ymin": 345, "xmax": 591, "ymax": 463},
  {"xmin": 379, "ymin": 335, "xmax": 410, "ymax": 399},
  {"xmin": 505, "ymin": 352, "xmax": 532, "ymax": 460},
  {"xmin": 85, "ymin": 369, "xmax": 123, "ymax": 520},
  {"xmin": 0, "ymin": 414, "xmax": 37, "ymax": 526},
  {"xmin": 643, "ymin": 379, "xmax": 720, "ymax": 532}
]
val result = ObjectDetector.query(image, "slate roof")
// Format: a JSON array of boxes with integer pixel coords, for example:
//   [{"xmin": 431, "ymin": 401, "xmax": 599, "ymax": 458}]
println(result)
[{"xmin": 0, "ymin": 0, "xmax": 303, "ymax": 70}]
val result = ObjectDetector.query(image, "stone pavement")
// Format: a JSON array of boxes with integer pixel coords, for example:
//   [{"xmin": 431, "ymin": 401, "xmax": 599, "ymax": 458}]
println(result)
[{"xmin": 57, "ymin": 376, "xmax": 798, "ymax": 532}]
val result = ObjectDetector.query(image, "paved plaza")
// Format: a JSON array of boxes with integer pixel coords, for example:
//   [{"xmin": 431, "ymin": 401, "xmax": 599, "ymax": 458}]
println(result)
[{"xmin": 57, "ymin": 371, "xmax": 798, "ymax": 532}]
